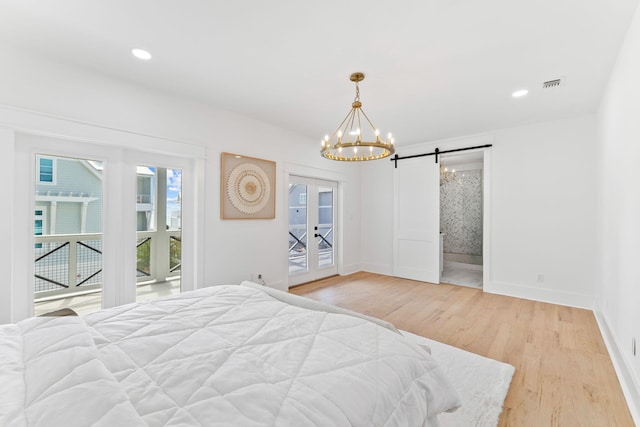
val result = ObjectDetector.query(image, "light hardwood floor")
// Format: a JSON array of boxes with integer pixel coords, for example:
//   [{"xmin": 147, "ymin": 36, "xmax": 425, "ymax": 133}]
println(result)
[{"xmin": 290, "ymin": 272, "xmax": 634, "ymax": 427}]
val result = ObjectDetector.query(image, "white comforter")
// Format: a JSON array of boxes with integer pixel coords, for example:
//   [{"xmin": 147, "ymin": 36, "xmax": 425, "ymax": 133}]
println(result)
[
  {"xmin": 1, "ymin": 285, "xmax": 460, "ymax": 426},
  {"xmin": 0, "ymin": 316, "xmax": 146, "ymax": 427}
]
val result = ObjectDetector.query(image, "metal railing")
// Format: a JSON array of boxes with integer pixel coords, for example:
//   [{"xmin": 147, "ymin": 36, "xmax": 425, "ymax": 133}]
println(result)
[
  {"xmin": 137, "ymin": 237, "xmax": 152, "ymax": 277},
  {"xmin": 34, "ymin": 233, "xmax": 102, "ymax": 298},
  {"xmin": 288, "ymin": 225, "xmax": 334, "ymax": 274},
  {"xmin": 169, "ymin": 235, "xmax": 181, "ymax": 273},
  {"xmin": 35, "ymin": 230, "xmax": 182, "ymax": 300}
]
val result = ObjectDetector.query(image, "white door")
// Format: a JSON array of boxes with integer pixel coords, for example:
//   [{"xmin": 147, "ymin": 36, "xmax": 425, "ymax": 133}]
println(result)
[
  {"xmin": 393, "ymin": 156, "xmax": 440, "ymax": 283},
  {"xmin": 288, "ymin": 176, "xmax": 338, "ymax": 286}
]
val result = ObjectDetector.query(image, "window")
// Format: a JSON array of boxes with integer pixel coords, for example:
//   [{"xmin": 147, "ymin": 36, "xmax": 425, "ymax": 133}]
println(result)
[
  {"xmin": 38, "ymin": 157, "xmax": 55, "ymax": 183},
  {"xmin": 34, "ymin": 209, "xmax": 45, "ymax": 249}
]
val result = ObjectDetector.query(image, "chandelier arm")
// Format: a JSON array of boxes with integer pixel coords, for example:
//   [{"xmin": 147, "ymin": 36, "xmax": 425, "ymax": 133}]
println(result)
[
  {"xmin": 345, "ymin": 109, "xmax": 357, "ymax": 142},
  {"xmin": 330, "ymin": 108, "xmax": 356, "ymax": 141},
  {"xmin": 358, "ymin": 109, "xmax": 378, "ymax": 137},
  {"xmin": 356, "ymin": 108, "xmax": 363, "ymax": 142}
]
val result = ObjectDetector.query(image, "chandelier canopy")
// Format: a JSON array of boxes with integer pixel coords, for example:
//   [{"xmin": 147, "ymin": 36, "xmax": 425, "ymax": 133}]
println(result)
[{"xmin": 321, "ymin": 72, "xmax": 395, "ymax": 162}]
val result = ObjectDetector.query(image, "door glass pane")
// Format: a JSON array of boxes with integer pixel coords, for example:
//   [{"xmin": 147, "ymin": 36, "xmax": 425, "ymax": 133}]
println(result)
[
  {"xmin": 136, "ymin": 167, "xmax": 182, "ymax": 302},
  {"xmin": 318, "ymin": 186, "xmax": 334, "ymax": 269},
  {"xmin": 167, "ymin": 168, "xmax": 182, "ymax": 289},
  {"xmin": 289, "ymin": 183, "xmax": 308, "ymax": 274},
  {"xmin": 34, "ymin": 155, "xmax": 103, "ymax": 316}
]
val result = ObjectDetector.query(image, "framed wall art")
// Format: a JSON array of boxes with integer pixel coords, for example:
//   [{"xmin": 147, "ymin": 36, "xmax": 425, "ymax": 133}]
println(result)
[{"xmin": 221, "ymin": 152, "xmax": 276, "ymax": 219}]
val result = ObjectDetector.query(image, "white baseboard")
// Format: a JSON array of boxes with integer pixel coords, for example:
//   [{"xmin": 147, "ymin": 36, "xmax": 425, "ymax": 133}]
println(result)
[
  {"xmin": 594, "ymin": 311, "xmax": 640, "ymax": 426},
  {"xmin": 485, "ymin": 280, "xmax": 594, "ymax": 310},
  {"xmin": 362, "ymin": 262, "xmax": 393, "ymax": 276},
  {"xmin": 340, "ymin": 263, "xmax": 362, "ymax": 276}
]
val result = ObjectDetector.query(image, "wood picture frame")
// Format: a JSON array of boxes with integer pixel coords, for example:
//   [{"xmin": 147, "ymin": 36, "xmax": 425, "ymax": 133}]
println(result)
[{"xmin": 221, "ymin": 152, "xmax": 276, "ymax": 219}]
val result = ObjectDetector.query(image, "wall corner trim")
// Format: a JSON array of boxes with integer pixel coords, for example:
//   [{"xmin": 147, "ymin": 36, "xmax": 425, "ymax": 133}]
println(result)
[{"xmin": 594, "ymin": 310, "xmax": 640, "ymax": 425}]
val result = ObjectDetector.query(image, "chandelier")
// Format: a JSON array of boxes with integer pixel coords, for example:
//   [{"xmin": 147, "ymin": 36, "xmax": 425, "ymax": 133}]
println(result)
[
  {"xmin": 440, "ymin": 164, "xmax": 456, "ymax": 185},
  {"xmin": 321, "ymin": 72, "xmax": 396, "ymax": 161}
]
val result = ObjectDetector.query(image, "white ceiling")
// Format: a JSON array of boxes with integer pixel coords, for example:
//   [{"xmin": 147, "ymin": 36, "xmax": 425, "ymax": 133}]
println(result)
[{"xmin": 1, "ymin": 0, "xmax": 638, "ymax": 146}]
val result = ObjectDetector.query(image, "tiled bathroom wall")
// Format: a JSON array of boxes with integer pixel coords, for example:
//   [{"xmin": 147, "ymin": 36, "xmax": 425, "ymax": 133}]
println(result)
[{"xmin": 440, "ymin": 168, "xmax": 483, "ymax": 257}]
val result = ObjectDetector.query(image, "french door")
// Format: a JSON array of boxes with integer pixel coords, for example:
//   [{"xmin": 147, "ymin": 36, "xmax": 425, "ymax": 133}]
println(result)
[{"xmin": 288, "ymin": 176, "xmax": 338, "ymax": 286}]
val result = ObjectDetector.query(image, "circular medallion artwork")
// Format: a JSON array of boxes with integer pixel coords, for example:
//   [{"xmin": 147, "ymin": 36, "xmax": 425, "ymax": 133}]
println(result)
[{"xmin": 226, "ymin": 162, "xmax": 271, "ymax": 214}]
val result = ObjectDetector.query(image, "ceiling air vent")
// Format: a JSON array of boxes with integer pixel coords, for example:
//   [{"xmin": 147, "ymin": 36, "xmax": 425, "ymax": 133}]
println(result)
[{"xmin": 542, "ymin": 77, "xmax": 565, "ymax": 89}]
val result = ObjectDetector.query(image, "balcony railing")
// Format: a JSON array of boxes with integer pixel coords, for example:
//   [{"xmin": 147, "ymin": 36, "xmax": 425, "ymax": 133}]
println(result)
[
  {"xmin": 288, "ymin": 224, "xmax": 333, "ymax": 274},
  {"xmin": 35, "ymin": 230, "xmax": 181, "ymax": 300},
  {"xmin": 35, "ymin": 234, "xmax": 102, "ymax": 298}
]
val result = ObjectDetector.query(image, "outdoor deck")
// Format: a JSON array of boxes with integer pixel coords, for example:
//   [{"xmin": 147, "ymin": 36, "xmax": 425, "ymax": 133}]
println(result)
[{"xmin": 34, "ymin": 279, "xmax": 181, "ymax": 316}]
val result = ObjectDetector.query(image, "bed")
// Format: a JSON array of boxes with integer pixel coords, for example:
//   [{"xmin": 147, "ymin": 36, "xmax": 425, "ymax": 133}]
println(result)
[{"xmin": 0, "ymin": 282, "xmax": 460, "ymax": 426}]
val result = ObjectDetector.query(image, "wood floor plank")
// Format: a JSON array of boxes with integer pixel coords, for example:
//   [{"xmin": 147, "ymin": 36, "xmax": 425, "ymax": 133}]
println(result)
[{"xmin": 290, "ymin": 272, "xmax": 634, "ymax": 426}]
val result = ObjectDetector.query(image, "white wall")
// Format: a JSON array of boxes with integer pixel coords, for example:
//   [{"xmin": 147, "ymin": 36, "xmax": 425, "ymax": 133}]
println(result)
[
  {"xmin": 596, "ymin": 1, "xmax": 640, "ymax": 422},
  {"xmin": 361, "ymin": 116, "xmax": 597, "ymax": 309},
  {"xmin": 360, "ymin": 159, "xmax": 394, "ymax": 275},
  {"xmin": 0, "ymin": 129, "xmax": 15, "ymax": 321},
  {"xmin": 0, "ymin": 49, "xmax": 361, "ymax": 322},
  {"xmin": 489, "ymin": 116, "xmax": 596, "ymax": 308}
]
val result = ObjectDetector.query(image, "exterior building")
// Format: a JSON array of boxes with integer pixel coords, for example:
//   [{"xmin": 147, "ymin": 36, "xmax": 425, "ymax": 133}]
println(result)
[{"xmin": 35, "ymin": 156, "xmax": 156, "ymax": 236}]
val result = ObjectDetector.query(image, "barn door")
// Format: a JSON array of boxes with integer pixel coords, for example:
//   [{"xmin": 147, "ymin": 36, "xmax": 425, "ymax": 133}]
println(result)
[{"xmin": 393, "ymin": 156, "xmax": 440, "ymax": 283}]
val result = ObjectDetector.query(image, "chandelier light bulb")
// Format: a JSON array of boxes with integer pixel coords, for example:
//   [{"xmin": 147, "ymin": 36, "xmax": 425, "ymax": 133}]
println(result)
[{"xmin": 375, "ymin": 129, "xmax": 380, "ymax": 136}]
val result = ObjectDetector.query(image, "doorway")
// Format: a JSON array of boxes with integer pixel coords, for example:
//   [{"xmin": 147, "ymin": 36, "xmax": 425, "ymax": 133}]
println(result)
[
  {"xmin": 439, "ymin": 151, "xmax": 485, "ymax": 289},
  {"xmin": 288, "ymin": 176, "xmax": 338, "ymax": 286},
  {"xmin": 135, "ymin": 166, "xmax": 183, "ymax": 303},
  {"xmin": 33, "ymin": 153, "xmax": 105, "ymax": 315}
]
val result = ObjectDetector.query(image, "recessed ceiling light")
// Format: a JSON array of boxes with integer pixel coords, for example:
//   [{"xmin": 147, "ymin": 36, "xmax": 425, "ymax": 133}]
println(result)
[
  {"xmin": 131, "ymin": 48, "xmax": 152, "ymax": 60},
  {"xmin": 512, "ymin": 89, "xmax": 529, "ymax": 98}
]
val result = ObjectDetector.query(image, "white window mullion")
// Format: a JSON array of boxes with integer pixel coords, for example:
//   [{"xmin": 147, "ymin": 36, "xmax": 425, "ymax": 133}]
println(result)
[{"xmin": 102, "ymin": 152, "xmax": 137, "ymax": 308}]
